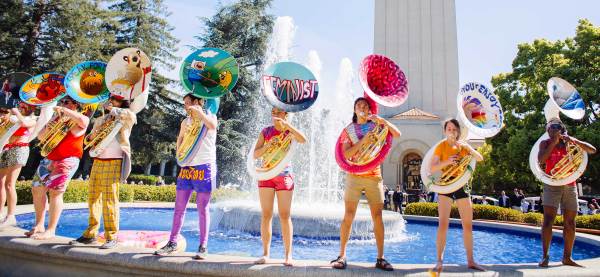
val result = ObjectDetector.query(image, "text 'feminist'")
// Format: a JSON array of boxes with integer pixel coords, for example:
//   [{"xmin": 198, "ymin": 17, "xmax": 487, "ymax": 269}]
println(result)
[{"xmin": 262, "ymin": 75, "xmax": 318, "ymax": 103}]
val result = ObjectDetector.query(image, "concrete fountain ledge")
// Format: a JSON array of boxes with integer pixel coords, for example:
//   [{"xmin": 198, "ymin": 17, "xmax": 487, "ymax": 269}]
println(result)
[{"xmin": 1, "ymin": 202, "xmax": 600, "ymax": 277}]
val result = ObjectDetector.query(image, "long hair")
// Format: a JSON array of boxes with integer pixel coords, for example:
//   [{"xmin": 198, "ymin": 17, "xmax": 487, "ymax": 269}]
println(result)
[
  {"xmin": 443, "ymin": 118, "xmax": 461, "ymax": 139},
  {"xmin": 352, "ymin": 97, "xmax": 371, "ymax": 123}
]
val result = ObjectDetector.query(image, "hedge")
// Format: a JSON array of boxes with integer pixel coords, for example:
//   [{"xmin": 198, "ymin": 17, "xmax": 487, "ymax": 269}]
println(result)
[
  {"xmin": 127, "ymin": 174, "xmax": 176, "ymax": 185},
  {"xmin": 405, "ymin": 202, "xmax": 600, "ymax": 230},
  {"xmin": 15, "ymin": 180, "xmax": 248, "ymax": 204}
]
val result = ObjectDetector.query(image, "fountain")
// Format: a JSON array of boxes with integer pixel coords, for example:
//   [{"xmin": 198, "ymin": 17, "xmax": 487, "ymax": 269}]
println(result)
[{"xmin": 215, "ymin": 16, "xmax": 406, "ymax": 239}]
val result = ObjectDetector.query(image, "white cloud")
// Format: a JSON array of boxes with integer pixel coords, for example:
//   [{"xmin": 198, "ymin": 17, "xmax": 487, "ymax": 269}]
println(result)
[{"xmin": 199, "ymin": 50, "xmax": 219, "ymax": 58}]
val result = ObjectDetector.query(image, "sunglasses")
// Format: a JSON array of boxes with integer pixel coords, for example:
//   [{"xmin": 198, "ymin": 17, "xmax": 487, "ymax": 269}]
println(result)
[{"xmin": 548, "ymin": 123, "xmax": 563, "ymax": 130}]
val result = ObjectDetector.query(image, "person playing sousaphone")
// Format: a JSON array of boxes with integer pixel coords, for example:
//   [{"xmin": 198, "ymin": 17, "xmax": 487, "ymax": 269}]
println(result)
[
  {"xmin": 429, "ymin": 118, "xmax": 484, "ymax": 274},
  {"xmin": 253, "ymin": 106, "xmax": 306, "ymax": 266},
  {"xmin": 331, "ymin": 97, "xmax": 400, "ymax": 271},
  {"xmin": 0, "ymin": 101, "xmax": 37, "ymax": 228},
  {"xmin": 538, "ymin": 118, "xmax": 595, "ymax": 267},
  {"xmin": 70, "ymin": 94, "xmax": 136, "ymax": 249},
  {"xmin": 28, "ymin": 95, "xmax": 90, "ymax": 240},
  {"xmin": 154, "ymin": 93, "xmax": 217, "ymax": 259},
  {"xmin": 156, "ymin": 47, "xmax": 235, "ymax": 260}
]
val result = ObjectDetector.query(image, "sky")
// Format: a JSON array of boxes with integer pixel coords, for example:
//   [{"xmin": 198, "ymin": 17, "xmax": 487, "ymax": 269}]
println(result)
[{"xmin": 163, "ymin": 0, "xmax": 600, "ymax": 98}]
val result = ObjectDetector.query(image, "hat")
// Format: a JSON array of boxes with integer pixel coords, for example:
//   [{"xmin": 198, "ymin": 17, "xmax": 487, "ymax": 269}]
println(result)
[{"xmin": 110, "ymin": 94, "xmax": 125, "ymax": 101}]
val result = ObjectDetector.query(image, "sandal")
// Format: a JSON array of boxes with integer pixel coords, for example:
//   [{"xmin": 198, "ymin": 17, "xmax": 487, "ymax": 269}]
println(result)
[
  {"xmin": 330, "ymin": 256, "xmax": 347, "ymax": 270},
  {"xmin": 376, "ymin": 258, "xmax": 394, "ymax": 271}
]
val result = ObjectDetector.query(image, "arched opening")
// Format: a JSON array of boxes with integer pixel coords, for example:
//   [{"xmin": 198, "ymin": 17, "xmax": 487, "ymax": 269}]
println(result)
[{"xmin": 402, "ymin": 152, "xmax": 423, "ymax": 194}]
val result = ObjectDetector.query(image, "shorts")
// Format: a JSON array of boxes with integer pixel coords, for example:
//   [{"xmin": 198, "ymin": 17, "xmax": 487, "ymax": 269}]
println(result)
[
  {"xmin": 33, "ymin": 157, "xmax": 80, "ymax": 192},
  {"xmin": 258, "ymin": 174, "xmax": 294, "ymax": 191},
  {"xmin": 343, "ymin": 174, "xmax": 384, "ymax": 204},
  {"xmin": 177, "ymin": 163, "xmax": 214, "ymax": 193},
  {"xmin": 543, "ymin": 184, "xmax": 578, "ymax": 212},
  {"xmin": 0, "ymin": 146, "xmax": 29, "ymax": 168},
  {"xmin": 439, "ymin": 186, "xmax": 470, "ymax": 200}
]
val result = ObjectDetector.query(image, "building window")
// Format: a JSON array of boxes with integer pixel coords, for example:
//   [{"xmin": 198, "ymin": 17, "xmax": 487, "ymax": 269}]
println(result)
[{"xmin": 402, "ymin": 153, "xmax": 423, "ymax": 192}]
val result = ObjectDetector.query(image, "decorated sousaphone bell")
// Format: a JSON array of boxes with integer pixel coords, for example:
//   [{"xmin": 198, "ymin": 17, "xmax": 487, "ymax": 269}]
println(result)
[
  {"xmin": 177, "ymin": 48, "xmax": 237, "ymax": 166},
  {"xmin": 335, "ymin": 54, "xmax": 408, "ymax": 174}
]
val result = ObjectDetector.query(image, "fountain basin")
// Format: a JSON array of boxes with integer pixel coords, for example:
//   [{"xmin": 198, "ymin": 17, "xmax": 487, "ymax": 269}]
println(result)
[
  {"xmin": 2, "ymin": 202, "xmax": 600, "ymax": 277},
  {"xmin": 211, "ymin": 201, "xmax": 405, "ymax": 239}
]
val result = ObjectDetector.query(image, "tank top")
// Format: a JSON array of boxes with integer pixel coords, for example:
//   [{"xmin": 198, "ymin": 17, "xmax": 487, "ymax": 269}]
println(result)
[
  {"xmin": 47, "ymin": 131, "xmax": 84, "ymax": 161},
  {"xmin": 544, "ymin": 143, "xmax": 575, "ymax": 186},
  {"xmin": 341, "ymin": 121, "xmax": 382, "ymax": 177},
  {"xmin": 13, "ymin": 126, "xmax": 30, "ymax": 137},
  {"xmin": 261, "ymin": 126, "xmax": 292, "ymax": 176}
]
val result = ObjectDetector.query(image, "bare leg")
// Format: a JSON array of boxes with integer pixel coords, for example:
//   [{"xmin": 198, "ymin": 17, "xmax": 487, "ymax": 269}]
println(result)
[
  {"xmin": 276, "ymin": 189, "xmax": 294, "ymax": 266},
  {"xmin": 26, "ymin": 186, "xmax": 47, "ymax": 237},
  {"xmin": 338, "ymin": 200, "xmax": 359, "ymax": 258},
  {"xmin": 539, "ymin": 205, "xmax": 557, "ymax": 267},
  {"xmin": 369, "ymin": 201, "xmax": 385, "ymax": 259},
  {"xmin": 432, "ymin": 195, "xmax": 452, "ymax": 274},
  {"xmin": 562, "ymin": 210, "xmax": 583, "ymax": 267},
  {"xmin": 0, "ymin": 169, "xmax": 7, "ymax": 218},
  {"xmin": 456, "ymin": 198, "xmax": 485, "ymax": 271},
  {"xmin": 4, "ymin": 165, "xmax": 23, "ymax": 219},
  {"xmin": 254, "ymin": 188, "xmax": 275, "ymax": 264},
  {"xmin": 33, "ymin": 190, "xmax": 64, "ymax": 240}
]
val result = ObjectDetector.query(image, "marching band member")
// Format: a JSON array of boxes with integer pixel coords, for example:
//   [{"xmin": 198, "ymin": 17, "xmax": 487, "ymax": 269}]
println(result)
[
  {"xmin": 0, "ymin": 102, "xmax": 36, "ymax": 227},
  {"xmin": 27, "ymin": 96, "xmax": 89, "ymax": 240},
  {"xmin": 253, "ymin": 107, "xmax": 306, "ymax": 266},
  {"xmin": 537, "ymin": 118, "xmax": 595, "ymax": 267},
  {"xmin": 429, "ymin": 119, "xmax": 484, "ymax": 274},
  {"xmin": 70, "ymin": 95, "xmax": 136, "ymax": 249},
  {"xmin": 154, "ymin": 93, "xmax": 217, "ymax": 260},
  {"xmin": 331, "ymin": 97, "xmax": 400, "ymax": 271}
]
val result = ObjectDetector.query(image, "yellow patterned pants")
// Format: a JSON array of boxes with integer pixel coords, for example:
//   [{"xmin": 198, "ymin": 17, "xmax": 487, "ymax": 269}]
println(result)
[{"xmin": 82, "ymin": 159, "xmax": 121, "ymax": 241}]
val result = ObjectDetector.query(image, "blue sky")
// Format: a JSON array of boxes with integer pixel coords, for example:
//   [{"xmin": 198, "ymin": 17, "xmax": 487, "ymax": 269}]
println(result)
[{"xmin": 164, "ymin": 0, "xmax": 600, "ymax": 96}]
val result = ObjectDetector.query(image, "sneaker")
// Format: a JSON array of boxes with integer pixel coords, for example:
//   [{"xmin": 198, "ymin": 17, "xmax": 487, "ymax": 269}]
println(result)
[
  {"xmin": 154, "ymin": 241, "xmax": 178, "ymax": 256},
  {"xmin": 0, "ymin": 216, "xmax": 16, "ymax": 228},
  {"xmin": 99, "ymin": 239, "xmax": 118, "ymax": 249},
  {"xmin": 69, "ymin": 236, "xmax": 97, "ymax": 245},
  {"xmin": 194, "ymin": 245, "xmax": 207, "ymax": 260}
]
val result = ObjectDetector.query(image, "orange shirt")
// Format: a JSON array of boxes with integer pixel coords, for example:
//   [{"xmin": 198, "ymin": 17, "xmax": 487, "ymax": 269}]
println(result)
[
  {"xmin": 433, "ymin": 140, "xmax": 469, "ymax": 162},
  {"xmin": 433, "ymin": 140, "xmax": 469, "ymax": 178}
]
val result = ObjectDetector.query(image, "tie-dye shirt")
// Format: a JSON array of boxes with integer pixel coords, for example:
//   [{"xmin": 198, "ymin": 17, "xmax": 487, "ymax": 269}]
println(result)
[{"xmin": 340, "ymin": 121, "xmax": 382, "ymax": 177}]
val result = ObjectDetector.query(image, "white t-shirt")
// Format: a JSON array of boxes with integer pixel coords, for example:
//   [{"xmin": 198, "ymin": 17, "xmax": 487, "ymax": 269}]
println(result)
[
  {"xmin": 179, "ymin": 113, "xmax": 217, "ymax": 167},
  {"xmin": 97, "ymin": 137, "xmax": 123, "ymax": 159},
  {"xmin": 95, "ymin": 111, "xmax": 125, "ymax": 159}
]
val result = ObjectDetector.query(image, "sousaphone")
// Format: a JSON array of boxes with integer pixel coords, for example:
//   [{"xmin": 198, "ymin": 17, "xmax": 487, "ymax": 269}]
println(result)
[
  {"xmin": 0, "ymin": 72, "xmax": 32, "ymax": 150},
  {"xmin": 529, "ymin": 77, "xmax": 587, "ymax": 186},
  {"xmin": 246, "ymin": 61, "xmax": 318, "ymax": 180},
  {"xmin": 177, "ymin": 48, "xmax": 238, "ymax": 166},
  {"xmin": 335, "ymin": 54, "xmax": 408, "ymax": 174},
  {"xmin": 421, "ymin": 82, "xmax": 504, "ymax": 194},
  {"xmin": 105, "ymin": 47, "xmax": 152, "ymax": 100},
  {"xmin": 21, "ymin": 72, "xmax": 99, "ymax": 157}
]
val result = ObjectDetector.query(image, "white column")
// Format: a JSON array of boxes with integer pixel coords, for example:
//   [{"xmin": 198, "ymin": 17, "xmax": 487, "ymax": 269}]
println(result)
[
  {"xmin": 172, "ymin": 164, "xmax": 178, "ymax": 177},
  {"xmin": 159, "ymin": 160, "xmax": 167, "ymax": 176}
]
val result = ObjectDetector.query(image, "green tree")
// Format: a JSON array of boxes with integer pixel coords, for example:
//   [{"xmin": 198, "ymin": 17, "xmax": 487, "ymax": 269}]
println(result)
[
  {"xmin": 478, "ymin": 19, "xmax": 600, "ymax": 194},
  {"xmin": 0, "ymin": 0, "xmax": 116, "ymax": 76},
  {"xmin": 194, "ymin": 0, "xmax": 274, "ymax": 186}
]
